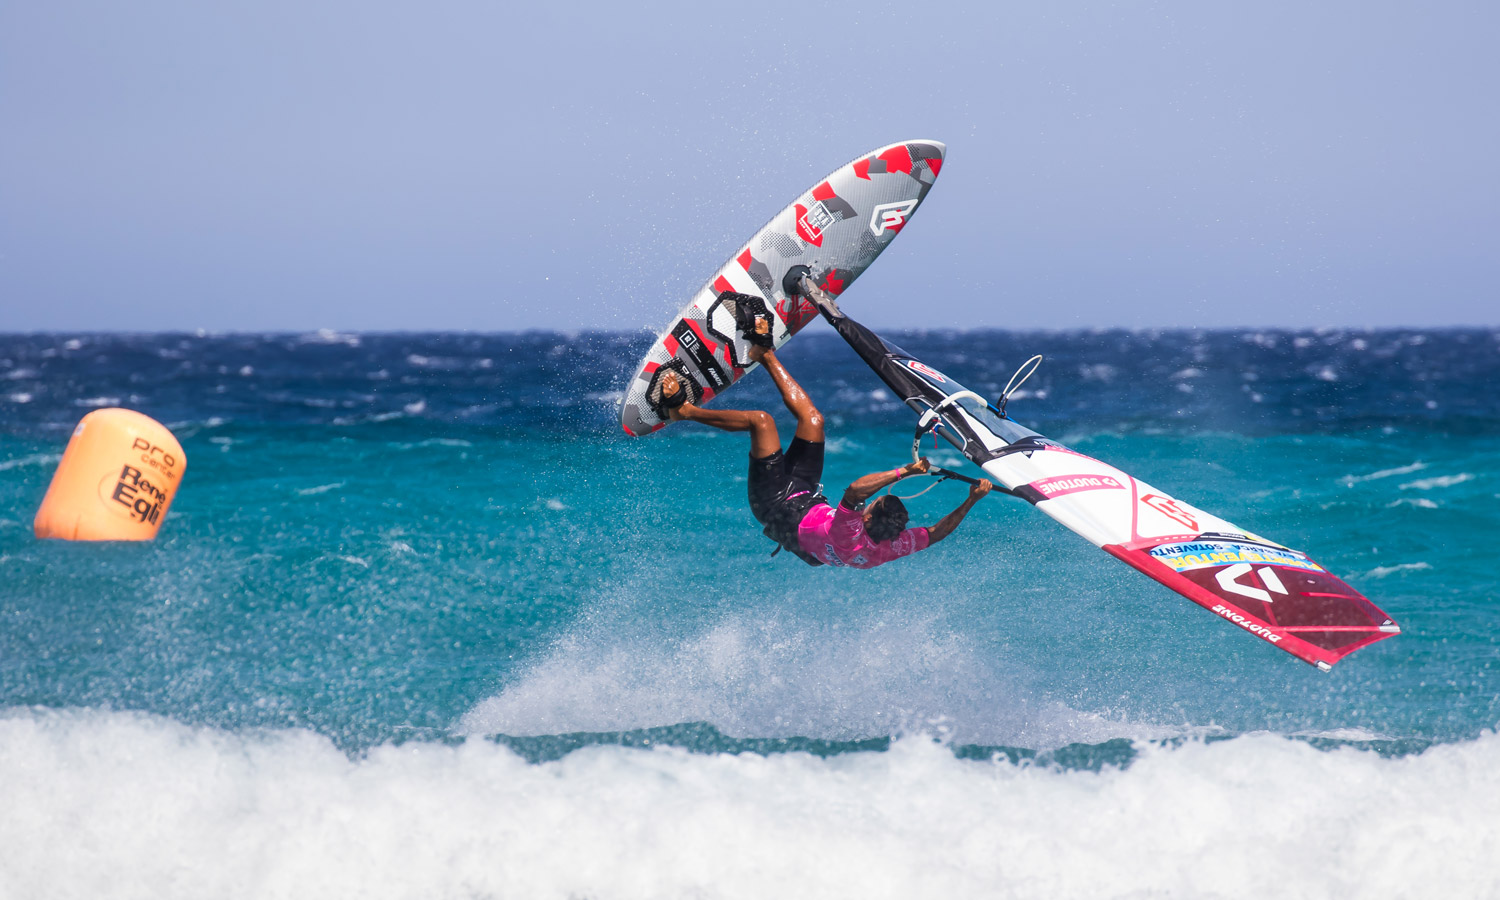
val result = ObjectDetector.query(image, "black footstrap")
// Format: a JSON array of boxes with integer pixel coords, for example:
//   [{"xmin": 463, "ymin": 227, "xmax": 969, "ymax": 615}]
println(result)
[
  {"xmin": 646, "ymin": 361, "xmax": 700, "ymax": 420},
  {"xmin": 719, "ymin": 291, "xmax": 776, "ymax": 349}
]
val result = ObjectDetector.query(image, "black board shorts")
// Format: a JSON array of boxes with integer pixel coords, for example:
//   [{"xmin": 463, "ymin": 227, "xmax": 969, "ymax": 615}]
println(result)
[{"xmin": 747, "ymin": 437, "xmax": 825, "ymax": 525}]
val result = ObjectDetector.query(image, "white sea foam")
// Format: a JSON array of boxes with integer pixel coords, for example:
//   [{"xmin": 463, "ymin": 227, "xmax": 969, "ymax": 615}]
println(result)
[
  {"xmin": 298, "ymin": 329, "xmax": 360, "ymax": 347},
  {"xmin": 0, "ymin": 453, "xmax": 60, "ymax": 471},
  {"xmin": 1364, "ymin": 562, "xmax": 1432, "ymax": 579},
  {"xmin": 309, "ymin": 554, "xmax": 370, "ymax": 568},
  {"xmin": 1285, "ymin": 726, "xmax": 1395, "ymax": 741},
  {"xmin": 391, "ymin": 438, "xmax": 474, "ymax": 450},
  {"xmin": 1, "ymin": 708, "xmax": 1496, "ymax": 900},
  {"xmin": 295, "ymin": 483, "xmax": 345, "ymax": 496},
  {"xmin": 1342, "ymin": 461, "xmax": 1426, "ymax": 484},
  {"xmin": 461, "ymin": 613, "xmax": 1196, "ymax": 749},
  {"xmin": 1400, "ymin": 473, "xmax": 1474, "ymax": 491},
  {"xmin": 1387, "ymin": 498, "xmax": 1439, "ymax": 509}
]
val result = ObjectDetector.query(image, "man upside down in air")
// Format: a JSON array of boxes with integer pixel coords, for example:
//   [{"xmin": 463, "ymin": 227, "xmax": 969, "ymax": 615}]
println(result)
[{"xmin": 652, "ymin": 294, "xmax": 990, "ymax": 568}]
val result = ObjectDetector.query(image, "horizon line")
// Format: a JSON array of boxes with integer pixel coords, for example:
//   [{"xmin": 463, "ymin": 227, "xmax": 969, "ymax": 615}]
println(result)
[{"xmin": 2, "ymin": 324, "xmax": 1498, "ymax": 339}]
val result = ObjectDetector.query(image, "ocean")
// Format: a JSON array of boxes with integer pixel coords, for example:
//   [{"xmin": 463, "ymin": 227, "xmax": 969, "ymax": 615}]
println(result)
[{"xmin": 2, "ymin": 327, "xmax": 1497, "ymax": 898}]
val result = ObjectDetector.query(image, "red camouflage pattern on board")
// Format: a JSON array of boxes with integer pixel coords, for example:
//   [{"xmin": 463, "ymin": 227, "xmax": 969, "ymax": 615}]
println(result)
[{"xmin": 621, "ymin": 140, "xmax": 946, "ymax": 436}]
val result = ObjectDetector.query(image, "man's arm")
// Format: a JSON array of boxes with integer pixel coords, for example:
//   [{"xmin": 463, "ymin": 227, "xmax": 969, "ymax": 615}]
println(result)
[
  {"xmin": 841, "ymin": 458, "xmax": 930, "ymax": 509},
  {"xmin": 927, "ymin": 480, "xmax": 993, "ymax": 544}
]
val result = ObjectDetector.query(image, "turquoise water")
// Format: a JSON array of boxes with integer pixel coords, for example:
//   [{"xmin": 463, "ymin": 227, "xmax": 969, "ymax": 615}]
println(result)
[{"xmin": 2, "ymin": 329, "xmax": 1497, "ymax": 897}]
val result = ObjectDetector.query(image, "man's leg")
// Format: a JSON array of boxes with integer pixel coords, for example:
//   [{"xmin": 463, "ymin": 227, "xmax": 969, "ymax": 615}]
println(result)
[
  {"xmin": 660, "ymin": 370, "xmax": 782, "ymax": 458},
  {"xmin": 674, "ymin": 406, "xmax": 782, "ymax": 459},
  {"xmin": 750, "ymin": 347, "xmax": 824, "ymax": 443}
]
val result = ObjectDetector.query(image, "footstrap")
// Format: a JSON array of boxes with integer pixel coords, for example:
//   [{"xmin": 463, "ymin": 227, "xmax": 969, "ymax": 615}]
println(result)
[
  {"xmin": 646, "ymin": 361, "xmax": 700, "ymax": 420},
  {"xmin": 719, "ymin": 291, "xmax": 776, "ymax": 349}
]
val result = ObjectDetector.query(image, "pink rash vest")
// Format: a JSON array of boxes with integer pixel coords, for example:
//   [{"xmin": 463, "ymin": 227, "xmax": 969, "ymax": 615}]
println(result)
[{"xmin": 796, "ymin": 502, "xmax": 931, "ymax": 569}]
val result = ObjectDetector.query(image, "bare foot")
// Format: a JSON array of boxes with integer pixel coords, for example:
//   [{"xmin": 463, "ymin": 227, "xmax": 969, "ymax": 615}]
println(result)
[
  {"xmin": 658, "ymin": 370, "xmax": 692, "ymax": 421},
  {"xmin": 747, "ymin": 344, "xmax": 773, "ymax": 366}
]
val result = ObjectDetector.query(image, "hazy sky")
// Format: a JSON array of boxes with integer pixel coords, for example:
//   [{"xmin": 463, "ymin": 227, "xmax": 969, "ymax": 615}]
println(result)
[{"xmin": 2, "ymin": 1, "xmax": 1496, "ymax": 332}]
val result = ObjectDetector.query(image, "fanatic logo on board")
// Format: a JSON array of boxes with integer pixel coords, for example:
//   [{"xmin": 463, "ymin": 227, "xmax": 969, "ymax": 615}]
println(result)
[{"xmin": 870, "ymin": 199, "xmax": 919, "ymax": 235}]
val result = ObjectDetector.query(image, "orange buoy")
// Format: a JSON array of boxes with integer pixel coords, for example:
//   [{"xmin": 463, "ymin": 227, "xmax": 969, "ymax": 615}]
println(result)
[{"xmin": 33, "ymin": 408, "xmax": 187, "ymax": 541}]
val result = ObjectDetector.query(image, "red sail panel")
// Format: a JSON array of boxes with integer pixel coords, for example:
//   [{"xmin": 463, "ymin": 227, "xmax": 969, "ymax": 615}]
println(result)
[{"xmin": 1106, "ymin": 541, "xmax": 1400, "ymax": 670}]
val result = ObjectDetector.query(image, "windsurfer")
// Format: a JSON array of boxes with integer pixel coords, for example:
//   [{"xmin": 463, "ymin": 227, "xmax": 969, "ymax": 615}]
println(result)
[{"xmin": 656, "ymin": 341, "xmax": 991, "ymax": 567}]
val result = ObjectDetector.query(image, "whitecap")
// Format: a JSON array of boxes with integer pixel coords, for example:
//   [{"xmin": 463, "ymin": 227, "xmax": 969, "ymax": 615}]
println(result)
[
  {"xmin": 1400, "ymin": 473, "xmax": 1474, "ymax": 491},
  {"xmin": 1343, "ymin": 461, "xmax": 1426, "ymax": 484},
  {"xmin": 460, "ymin": 612, "xmax": 1179, "ymax": 750},
  {"xmin": 1286, "ymin": 726, "xmax": 1395, "ymax": 741},
  {"xmin": 298, "ymin": 329, "xmax": 360, "ymax": 346},
  {"xmin": 295, "ymin": 483, "xmax": 345, "ymax": 496},
  {"xmin": 1364, "ymin": 562, "xmax": 1432, "ymax": 578},
  {"xmin": 6, "ymin": 710, "xmax": 1500, "ymax": 899},
  {"xmin": 1387, "ymin": 498, "xmax": 1439, "ymax": 509},
  {"xmin": 0, "ymin": 453, "xmax": 61, "ymax": 471}
]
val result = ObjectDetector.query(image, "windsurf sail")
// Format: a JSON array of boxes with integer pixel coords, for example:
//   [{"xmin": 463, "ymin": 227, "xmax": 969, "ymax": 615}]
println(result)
[{"xmin": 812, "ymin": 295, "xmax": 1400, "ymax": 671}]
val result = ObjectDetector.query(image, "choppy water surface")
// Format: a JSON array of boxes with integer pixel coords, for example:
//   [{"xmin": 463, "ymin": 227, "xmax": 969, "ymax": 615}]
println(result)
[{"xmin": 2, "ymin": 328, "xmax": 1497, "ymax": 898}]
